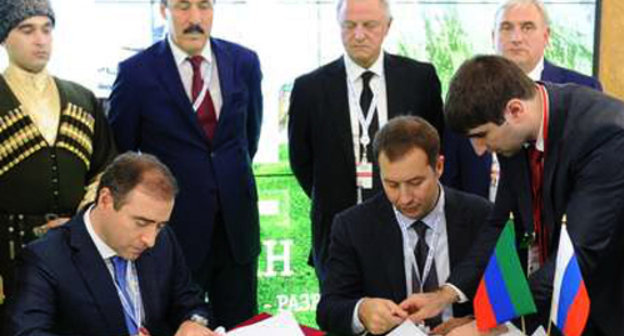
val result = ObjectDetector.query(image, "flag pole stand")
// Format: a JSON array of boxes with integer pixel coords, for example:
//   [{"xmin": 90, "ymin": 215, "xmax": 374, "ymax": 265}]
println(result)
[
  {"xmin": 547, "ymin": 321, "xmax": 552, "ymax": 336},
  {"xmin": 521, "ymin": 316, "xmax": 526, "ymax": 334}
]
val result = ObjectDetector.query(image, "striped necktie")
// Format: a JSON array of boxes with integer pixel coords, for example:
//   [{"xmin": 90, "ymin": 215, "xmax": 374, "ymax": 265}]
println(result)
[{"xmin": 189, "ymin": 55, "xmax": 217, "ymax": 141}]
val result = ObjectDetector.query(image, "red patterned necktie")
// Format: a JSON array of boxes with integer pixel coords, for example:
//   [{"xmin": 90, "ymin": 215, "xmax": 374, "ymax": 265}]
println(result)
[
  {"xmin": 189, "ymin": 55, "xmax": 217, "ymax": 141},
  {"xmin": 527, "ymin": 145, "xmax": 548, "ymax": 265}
]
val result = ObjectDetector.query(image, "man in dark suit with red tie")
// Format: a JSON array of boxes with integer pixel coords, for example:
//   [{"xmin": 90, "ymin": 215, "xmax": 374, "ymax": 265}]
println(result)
[
  {"xmin": 403, "ymin": 55, "xmax": 624, "ymax": 335},
  {"xmin": 108, "ymin": 0, "xmax": 262, "ymax": 329}
]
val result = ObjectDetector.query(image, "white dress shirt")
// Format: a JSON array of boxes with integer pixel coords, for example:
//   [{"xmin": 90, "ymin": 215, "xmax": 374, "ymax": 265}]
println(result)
[
  {"xmin": 167, "ymin": 35, "xmax": 223, "ymax": 118},
  {"xmin": 535, "ymin": 84, "xmax": 548, "ymax": 152},
  {"xmin": 527, "ymin": 57, "xmax": 545, "ymax": 82},
  {"xmin": 344, "ymin": 52, "xmax": 389, "ymax": 166},
  {"xmin": 394, "ymin": 186, "xmax": 452, "ymax": 321}
]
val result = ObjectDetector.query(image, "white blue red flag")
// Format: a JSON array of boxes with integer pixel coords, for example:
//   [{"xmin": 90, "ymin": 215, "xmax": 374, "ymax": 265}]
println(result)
[{"xmin": 550, "ymin": 225, "xmax": 590, "ymax": 336}]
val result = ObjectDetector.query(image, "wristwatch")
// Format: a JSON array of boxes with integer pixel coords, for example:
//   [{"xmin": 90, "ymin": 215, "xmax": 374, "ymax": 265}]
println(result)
[{"xmin": 189, "ymin": 314, "xmax": 209, "ymax": 327}]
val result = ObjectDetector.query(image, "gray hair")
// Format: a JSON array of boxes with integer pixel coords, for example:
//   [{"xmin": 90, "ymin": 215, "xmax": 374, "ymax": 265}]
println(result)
[
  {"xmin": 494, "ymin": 0, "xmax": 550, "ymax": 28},
  {"xmin": 336, "ymin": 0, "xmax": 392, "ymax": 22}
]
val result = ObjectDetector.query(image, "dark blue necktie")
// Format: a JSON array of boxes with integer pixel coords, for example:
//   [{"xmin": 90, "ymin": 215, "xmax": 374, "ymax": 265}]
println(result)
[{"xmin": 111, "ymin": 256, "xmax": 139, "ymax": 335}]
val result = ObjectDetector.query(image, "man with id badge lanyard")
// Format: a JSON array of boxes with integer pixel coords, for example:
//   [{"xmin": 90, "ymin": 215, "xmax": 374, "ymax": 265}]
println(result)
[
  {"xmin": 288, "ymin": 0, "xmax": 445, "ymax": 282},
  {"xmin": 317, "ymin": 116, "xmax": 492, "ymax": 335},
  {"xmin": 5, "ymin": 153, "xmax": 217, "ymax": 336}
]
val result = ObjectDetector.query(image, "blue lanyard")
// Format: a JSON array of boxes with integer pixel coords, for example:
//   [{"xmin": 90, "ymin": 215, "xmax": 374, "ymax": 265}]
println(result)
[{"xmin": 112, "ymin": 261, "xmax": 142, "ymax": 330}]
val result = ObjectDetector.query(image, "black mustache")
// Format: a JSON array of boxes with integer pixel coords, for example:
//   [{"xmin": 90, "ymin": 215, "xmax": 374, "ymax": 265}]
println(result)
[{"xmin": 183, "ymin": 24, "xmax": 205, "ymax": 35}]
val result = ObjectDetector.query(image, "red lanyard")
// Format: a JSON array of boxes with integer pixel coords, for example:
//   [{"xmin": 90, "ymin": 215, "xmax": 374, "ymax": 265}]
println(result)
[{"xmin": 532, "ymin": 84, "xmax": 550, "ymax": 265}]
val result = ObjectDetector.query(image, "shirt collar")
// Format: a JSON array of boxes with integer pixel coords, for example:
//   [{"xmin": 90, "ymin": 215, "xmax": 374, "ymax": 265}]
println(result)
[
  {"xmin": 534, "ymin": 84, "xmax": 549, "ymax": 152},
  {"xmin": 535, "ymin": 115, "xmax": 545, "ymax": 152},
  {"xmin": 167, "ymin": 34, "xmax": 213, "ymax": 66},
  {"xmin": 3, "ymin": 63, "xmax": 51, "ymax": 93},
  {"xmin": 527, "ymin": 57, "xmax": 545, "ymax": 81},
  {"xmin": 394, "ymin": 184, "xmax": 445, "ymax": 232},
  {"xmin": 84, "ymin": 205, "xmax": 117, "ymax": 260},
  {"xmin": 344, "ymin": 51, "xmax": 385, "ymax": 83}
]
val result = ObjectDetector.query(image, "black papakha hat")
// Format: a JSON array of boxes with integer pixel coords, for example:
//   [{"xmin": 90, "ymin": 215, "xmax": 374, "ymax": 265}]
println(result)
[{"xmin": 0, "ymin": 0, "xmax": 55, "ymax": 42}]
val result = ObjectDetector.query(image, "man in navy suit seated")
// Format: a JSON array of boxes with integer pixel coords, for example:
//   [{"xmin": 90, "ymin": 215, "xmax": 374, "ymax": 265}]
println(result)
[
  {"xmin": 442, "ymin": 0, "xmax": 602, "ymax": 200},
  {"xmin": 5, "ymin": 152, "xmax": 217, "ymax": 336}
]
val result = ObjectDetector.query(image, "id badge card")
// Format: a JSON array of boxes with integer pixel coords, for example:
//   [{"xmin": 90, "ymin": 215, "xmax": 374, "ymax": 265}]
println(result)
[{"xmin": 356, "ymin": 162, "xmax": 373, "ymax": 189}]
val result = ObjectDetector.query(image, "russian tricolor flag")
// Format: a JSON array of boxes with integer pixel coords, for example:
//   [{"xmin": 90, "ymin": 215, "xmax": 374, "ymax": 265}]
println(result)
[{"xmin": 550, "ymin": 225, "xmax": 590, "ymax": 336}]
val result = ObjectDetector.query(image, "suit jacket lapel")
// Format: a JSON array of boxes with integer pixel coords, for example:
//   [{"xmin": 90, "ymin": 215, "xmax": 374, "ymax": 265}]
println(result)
[
  {"xmin": 153, "ymin": 40, "xmax": 207, "ymax": 141},
  {"xmin": 542, "ymin": 84, "xmax": 562, "ymax": 233},
  {"xmin": 443, "ymin": 188, "xmax": 467, "ymax": 268},
  {"xmin": 136, "ymin": 249, "xmax": 156, "ymax": 326},
  {"xmin": 326, "ymin": 58, "xmax": 356, "ymax": 173},
  {"xmin": 211, "ymin": 38, "xmax": 236, "ymax": 145},
  {"xmin": 69, "ymin": 218, "xmax": 127, "ymax": 334},
  {"xmin": 384, "ymin": 53, "xmax": 403, "ymax": 119},
  {"xmin": 517, "ymin": 152, "xmax": 534, "ymax": 231},
  {"xmin": 374, "ymin": 195, "xmax": 407, "ymax": 302},
  {"xmin": 541, "ymin": 59, "xmax": 561, "ymax": 83}
]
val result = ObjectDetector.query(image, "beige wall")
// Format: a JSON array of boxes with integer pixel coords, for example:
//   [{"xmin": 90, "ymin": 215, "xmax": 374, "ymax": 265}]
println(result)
[{"xmin": 599, "ymin": 0, "xmax": 624, "ymax": 99}]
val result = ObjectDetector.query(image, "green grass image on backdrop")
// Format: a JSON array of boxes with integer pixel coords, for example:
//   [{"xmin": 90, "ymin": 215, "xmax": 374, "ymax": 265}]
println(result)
[{"xmin": 254, "ymin": 145, "xmax": 319, "ymax": 328}]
